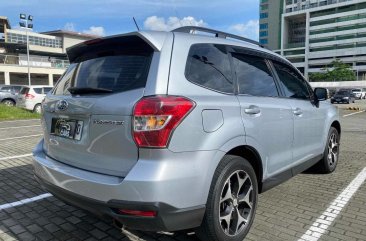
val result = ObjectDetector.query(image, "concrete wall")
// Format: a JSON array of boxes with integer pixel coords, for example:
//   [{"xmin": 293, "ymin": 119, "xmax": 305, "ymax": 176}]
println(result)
[
  {"xmin": 310, "ymin": 81, "xmax": 366, "ymax": 88},
  {"xmin": 62, "ymin": 35, "xmax": 91, "ymax": 53},
  {"xmin": 0, "ymin": 65, "xmax": 65, "ymax": 86}
]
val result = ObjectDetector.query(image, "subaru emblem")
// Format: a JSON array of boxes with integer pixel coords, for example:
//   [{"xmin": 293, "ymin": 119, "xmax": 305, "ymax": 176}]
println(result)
[{"xmin": 57, "ymin": 100, "xmax": 68, "ymax": 111}]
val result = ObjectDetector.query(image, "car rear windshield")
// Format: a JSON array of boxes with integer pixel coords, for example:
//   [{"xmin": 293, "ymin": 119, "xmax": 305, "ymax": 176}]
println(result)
[
  {"xmin": 53, "ymin": 36, "xmax": 154, "ymax": 96},
  {"xmin": 337, "ymin": 90, "xmax": 348, "ymax": 95},
  {"xmin": 44, "ymin": 87, "xmax": 53, "ymax": 93},
  {"xmin": 20, "ymin": 87, "xmax": 29, "ymax": 94}
]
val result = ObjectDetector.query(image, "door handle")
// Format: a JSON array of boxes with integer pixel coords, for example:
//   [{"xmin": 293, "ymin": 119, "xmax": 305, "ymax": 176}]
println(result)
[
  {"xmin": 293, "ymin": 108, "xmax": 303, "ymax": 116},
  {"xmin": 244, "ymin": 105, "xmax": 261, "ymax": 115}
]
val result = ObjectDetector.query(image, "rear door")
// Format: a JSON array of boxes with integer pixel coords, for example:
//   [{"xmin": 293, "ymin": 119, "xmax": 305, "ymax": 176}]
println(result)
[
  {"xmin": 42, "ymin": 35, "xmax": 156, "ymax": 177},
  {"xmin": 271, "ymin": 61, "xmax": 326, "ymax": 165},
  {"xmin": 232, "ymin": 52, "xmax": 294, "ymax": 177}
]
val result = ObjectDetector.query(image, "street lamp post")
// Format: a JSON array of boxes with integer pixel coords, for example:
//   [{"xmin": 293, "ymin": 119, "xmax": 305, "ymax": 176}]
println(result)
[{"xmin": 19, "ymin": 14, "xmax": 33, "ymax": 86}]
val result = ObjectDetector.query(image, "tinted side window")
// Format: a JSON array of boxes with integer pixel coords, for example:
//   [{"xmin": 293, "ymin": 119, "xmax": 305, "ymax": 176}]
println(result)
[
  {"xmin": 13, "ymin": 86, "xmax": 22, "ymax": 93},
  {"xmin": 33, "ymin": 88, "xmax": 42, "ymax": 94},
  {"xmin": 233, "ymin": 54, "xmax": 278, "ymax": 97},
  {"xmin": 273, "ymin": 62, "xmax": 310, "ymax": 100},
  {"xmin": 1, "ymin": 86, "xmax": 11, "ymax": 92},
  {"xmin": 43, "ymin": 87, "xmax": 53, "ymax": 94},
  {"xmin": 185, "ymin": 44, "xmax": 233, "ymax": 93}
]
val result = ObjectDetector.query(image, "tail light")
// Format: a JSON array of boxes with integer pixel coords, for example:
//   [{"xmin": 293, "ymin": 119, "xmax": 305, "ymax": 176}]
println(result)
[
  {"xmin": 25, "ymin": 93, "xmax": 35, "ymax": 99},
  {"xmin": 133, "ymin": 96, "xmax": 195, "ymax": 148}
]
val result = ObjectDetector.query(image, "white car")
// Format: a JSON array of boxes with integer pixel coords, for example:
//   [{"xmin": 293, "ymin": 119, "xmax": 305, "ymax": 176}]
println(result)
[
  {"xmin": 17, "ymin": 86, "xmax": 53, "ymax": 113},
  {"xmin": 352, "ymin": 88, "xmax": 366, "ymax": 99}
]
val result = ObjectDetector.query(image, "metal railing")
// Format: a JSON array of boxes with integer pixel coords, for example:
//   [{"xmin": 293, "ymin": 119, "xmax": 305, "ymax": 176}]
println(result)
[
  {"xmin": 285, "ymin": 0, "xmax": 354, "ymax": 13},
  {"xmin": 286, "ymin": 42, "xmax": 306, "ymax": 48},
  {"xmin": 0, "ymin": 54, "xmax": 69, "ymax": 69}
]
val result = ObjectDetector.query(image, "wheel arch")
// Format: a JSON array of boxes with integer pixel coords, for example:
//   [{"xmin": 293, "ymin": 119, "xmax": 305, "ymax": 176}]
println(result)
[
  {"xmin": 1, "ymin": 98, "xmax": 16, "ymax": 103},
  {"xmin": 331, "ymin": 120, "xmax": 341, "ymax": 137},
  {"xmin": 227, "ymin": 145, "xmax": 264, "ymax": 193}
]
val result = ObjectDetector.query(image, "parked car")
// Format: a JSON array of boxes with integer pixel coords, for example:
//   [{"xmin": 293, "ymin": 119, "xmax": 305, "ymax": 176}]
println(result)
[
  {"xmin": 331, "ymin": 89, "xmax": 356, "ymax": 104},
  {"xmin": 17, "ymin": 86, "xmax": 53, "ymax": 113},
  {"xmin": 0, "ymin": 85, "xmax": 25, "ymax": 106},
  {"xmin": 351, "ymin": 88, "xmax": 366, "ymax": 99},
  {"xmin": 33, "ymin": 27, "xmax": 341, "ymax": 241},
  {"xmin": 328, "ymin": 88, "xmax": 337, "ymax": 98}
]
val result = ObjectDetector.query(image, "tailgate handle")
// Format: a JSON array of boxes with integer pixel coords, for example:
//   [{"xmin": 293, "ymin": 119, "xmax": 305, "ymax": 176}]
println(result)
[{"xmin": 244, "ymin": 105, "xmax": 261, "ymax": 115}]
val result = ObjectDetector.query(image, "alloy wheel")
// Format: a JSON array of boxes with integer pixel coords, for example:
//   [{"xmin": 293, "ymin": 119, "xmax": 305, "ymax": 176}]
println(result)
[
  {"xmin": 219, "ymin": 170, "xmax": 253, "ymax": 236},
  {"xmin": 327, "ymin": 132, "xmax": 339, "ymax": 167},
  {"xmin": 3, "ymin": 100, "xmax": 14, "ymax": 107},
  {"xmin": 35, "ymin": 105, "xmax": 42, "ymax": 114}
]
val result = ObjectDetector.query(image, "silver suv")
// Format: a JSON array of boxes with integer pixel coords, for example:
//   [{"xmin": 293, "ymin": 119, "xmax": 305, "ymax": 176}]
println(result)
[{"xmin": 33, "ymin": 27, "xmax": 341, "ymax": 241}]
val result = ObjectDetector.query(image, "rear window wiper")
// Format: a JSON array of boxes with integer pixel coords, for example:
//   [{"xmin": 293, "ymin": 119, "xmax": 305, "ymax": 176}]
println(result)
[{"xmin": 68, "ymin": 87, "xmax": 113, "ymax": 95}]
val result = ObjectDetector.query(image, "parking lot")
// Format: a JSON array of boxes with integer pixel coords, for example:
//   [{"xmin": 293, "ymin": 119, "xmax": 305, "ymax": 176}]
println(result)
[{"xmin": 0, "ymin": 105, "xmax": 365, "ymax": 241}]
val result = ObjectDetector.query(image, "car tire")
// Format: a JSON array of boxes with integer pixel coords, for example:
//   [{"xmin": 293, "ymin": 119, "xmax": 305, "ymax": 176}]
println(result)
[
  {"xmin": 196, "ymin": 155, "xmax": 258, "ymax": 241},
  {"xmin": 315, "ymin": 127, "xmax": 340, "ymax": 174},
  {"xmin": 1, "ymin": 99, "xmax": 16, "ymax": 107},
  {"xmin": 33, "ymin": 104, "xmax": 42, "ymax": 114}
]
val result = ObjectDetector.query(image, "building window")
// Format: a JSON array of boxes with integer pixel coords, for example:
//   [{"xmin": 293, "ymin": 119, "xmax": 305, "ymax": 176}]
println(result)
[
  {"xmin": 260, "ymin": 23, "xmax": 268, "ymax": 30},
  {"xmin": 261, "ymin": 4, "xmax": 268, "ymax": 11},
  {"xmin": 259, "ymin": 31, "xmax": 268, "ymax": 37},
  {"xmin": 6, "ymin": 32, "xmax": 62, "ymax": 48},
  {"xmin": 259, "ymin": 39, "xmax": 268, "ymax": 44},
  {"xmin": 260, "ymin": 12, "xmax": 268, "ymax": 19}
]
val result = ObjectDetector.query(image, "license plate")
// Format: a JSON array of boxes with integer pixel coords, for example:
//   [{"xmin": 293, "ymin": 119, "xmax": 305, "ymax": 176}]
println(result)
[
  {"xmin": 336, "ymin": 99, "xmax": 340, "ymax": 102},
  {"xmin": 51, "ymin": 118, "xmax": 83, "ymax": 140}
]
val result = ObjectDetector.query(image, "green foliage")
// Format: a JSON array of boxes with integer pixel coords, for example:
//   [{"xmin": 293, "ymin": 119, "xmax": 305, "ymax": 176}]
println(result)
[
  {"xmin": 309, "ymin": 60, "xmax": 356, "ymax": 82},
  {"xmin": 0, "ymin": 105, "xmax": 40, "ymax": 121}
]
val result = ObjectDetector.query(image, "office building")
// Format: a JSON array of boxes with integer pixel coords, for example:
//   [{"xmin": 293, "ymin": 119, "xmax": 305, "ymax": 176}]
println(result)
[
  {"xmin": 259, "ymin": 0, "xmax": 284, "ymax": 50},
  {"xmin": 0, "ymin": 16, "xmax": 98, "ymax": 86},
  {"xmin": 260, "ymin": 0, "xmax": 366, "ymax": 80}
]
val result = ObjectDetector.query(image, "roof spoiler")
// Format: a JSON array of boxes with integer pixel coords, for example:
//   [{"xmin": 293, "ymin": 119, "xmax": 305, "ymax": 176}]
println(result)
[{"xmin": 66, "ymin": 31, "xmax": 171, "ymax": 63}]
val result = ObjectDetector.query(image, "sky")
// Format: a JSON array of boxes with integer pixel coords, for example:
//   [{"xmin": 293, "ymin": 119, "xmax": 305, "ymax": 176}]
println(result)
[{"xmin": 2, "ymin": 0, "xmax": 260, "ymax": 40}]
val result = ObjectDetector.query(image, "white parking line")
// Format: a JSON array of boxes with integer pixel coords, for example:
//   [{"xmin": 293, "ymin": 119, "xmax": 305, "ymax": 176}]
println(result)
[
  {"xmin": 0, "ymin": 119, "xmax": 39, "ymax": 123},
  {"xmin": 0, "ymin": 153, "xmax": 32, "ymax": 161},
  {"xmin": 0, "ymin": 134, "xmax": 43, "ymax": 141},
  {"xmin": 343, "ymin": 110, "xmax": 365, "ymax": 117},
  {"xmin": 0, "ymin": 193, "xmax": 52, "ymax": 211},
  {"xmin": 298, "ymin": 167, "xmax": 366, "ymax": 241},
  {"xmin": 0, "ymin": 124, "xmax": 40, "ymax": 130}
]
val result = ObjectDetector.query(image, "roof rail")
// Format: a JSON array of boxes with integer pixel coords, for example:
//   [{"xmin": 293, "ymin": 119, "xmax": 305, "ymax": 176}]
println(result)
[{"xmin": 172, "ymin": 26, "xmax": 265, "ymax": 48}]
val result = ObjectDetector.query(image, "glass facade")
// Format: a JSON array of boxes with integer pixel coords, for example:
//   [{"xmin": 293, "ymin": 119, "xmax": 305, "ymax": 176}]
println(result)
[
  {"xmin": 6, "ymin": 32, "xmax": 62, "ymax": 48},
  {"xmin": 259, "ymin": 39, "xmax": 268, "ymax": 44}
]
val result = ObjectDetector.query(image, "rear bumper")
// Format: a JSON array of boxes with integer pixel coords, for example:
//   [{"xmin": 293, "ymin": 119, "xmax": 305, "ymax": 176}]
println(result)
[
  {"xmin": 35, "ymin": 175, "xmax": 205, "ymax": 231},
  {"xmin": 17, "ymin": 100, "xmax": 35, "ymax": 111},
  {"xmin": 33, "ymin": 139, "xmax": 223, "ymax": 231}
]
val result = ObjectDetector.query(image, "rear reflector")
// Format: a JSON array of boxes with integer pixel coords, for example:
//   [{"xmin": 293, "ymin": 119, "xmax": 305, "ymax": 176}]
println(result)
[
  {"xmin": 118, "ymin": 209, "xmax": 157, "ymax": 217},
  {"xmin": 133, "ymin": 96, "xmax": 195, "ymax": 148}
]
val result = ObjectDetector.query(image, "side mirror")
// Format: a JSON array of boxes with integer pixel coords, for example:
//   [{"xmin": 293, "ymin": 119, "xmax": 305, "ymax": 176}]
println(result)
[{"xmin": 314, "ymin": 88, "xmax": 328, "ymax": 101}]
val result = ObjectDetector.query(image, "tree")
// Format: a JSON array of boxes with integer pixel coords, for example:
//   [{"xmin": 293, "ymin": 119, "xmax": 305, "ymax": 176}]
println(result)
[{"xmin": 309, "ymin": 60, "xmax": 356, "ymax": 82}]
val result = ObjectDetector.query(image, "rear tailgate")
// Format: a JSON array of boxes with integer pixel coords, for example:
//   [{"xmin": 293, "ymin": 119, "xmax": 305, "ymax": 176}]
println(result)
[{"xmin": 42, "ymin": 33, "xmax": 171, "ymax": 177}]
